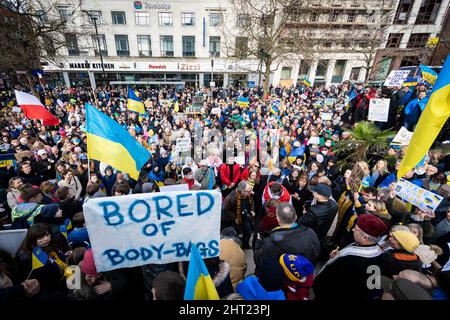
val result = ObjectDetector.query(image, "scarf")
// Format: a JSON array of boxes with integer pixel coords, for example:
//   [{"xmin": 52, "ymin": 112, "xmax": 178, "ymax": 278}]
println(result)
[{"xmin": 317, "ymin": 243, "xmax": 383, "ymax": 276}]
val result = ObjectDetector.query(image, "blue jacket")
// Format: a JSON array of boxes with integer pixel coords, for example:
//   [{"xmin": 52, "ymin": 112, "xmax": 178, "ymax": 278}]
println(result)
[{"xmin": 401, "ymin": 89, "xmax": 414, "ymax": 107}]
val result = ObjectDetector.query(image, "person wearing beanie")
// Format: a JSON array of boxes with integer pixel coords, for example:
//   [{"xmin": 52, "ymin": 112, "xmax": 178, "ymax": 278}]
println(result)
[
  {"xmin": 300, "ymin": 183, "xmax": 338, "ymax": 244},
  {"xmin": 71, "ymin": 248, "xmax": 128, "ymax": 300},
  {"xmin": 279, "ymin": 254, "xmax": 314, "ymax": 300},
  {"xmin": 379, "ymin": 229, "xmax": 423, "ymax": 278},
  {"xmin": 314, "ymin": 214, "xmax": 388, "ymax": 301}
]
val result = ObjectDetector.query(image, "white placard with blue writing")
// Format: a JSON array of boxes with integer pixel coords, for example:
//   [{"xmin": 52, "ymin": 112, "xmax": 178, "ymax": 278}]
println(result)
[{"xmin": 83, "ymin": 190, "xmax": 222, "ymax": 272}]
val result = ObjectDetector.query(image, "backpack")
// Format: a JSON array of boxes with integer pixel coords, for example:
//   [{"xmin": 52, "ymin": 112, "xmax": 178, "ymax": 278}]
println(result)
[{"xmin": 11, "ymin": 205, "xmax": 40, "ymax": 230}]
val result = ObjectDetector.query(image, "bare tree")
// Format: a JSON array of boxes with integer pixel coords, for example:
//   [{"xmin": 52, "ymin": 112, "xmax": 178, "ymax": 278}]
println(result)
[
  {"xmin": 0, "ymin": 0, "xmax": 87, "ymax": 93},
  {"xmin": 218, "ymin": 0, "xmax": 316, "ymax": 97}
]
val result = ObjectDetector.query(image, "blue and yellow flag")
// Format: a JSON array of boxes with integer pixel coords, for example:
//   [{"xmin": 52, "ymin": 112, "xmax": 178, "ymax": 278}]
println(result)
[
  {"xmin": 184, "ymin": 245, "xmax": 220, "ymax": 300},
  {"xmin": 237, "ymin": 96, "xmax": 249, "ymax": 107},
  {"xmin": 127, "ymin": 87, "xmax": 145, "ymax": 114},
  {"xmin": 60, "ymin": 218, "xmax": 72, "ymax": 240},
  {"xmin": 85, "ymin": 103, "xmax": 150, "ymax": 180},
  {"xmin": 303, "ymin": 77, "xmax": 312, "ymax": 87},
  {"xmin": 173, "ymin": 93, "xmax": 180, "ymax": 113},
  {"xmin": 420, "ymin": 64, "xmax": 438, "ymax": 86},
  {"xmin": 398, "ymin": 54, "xmax": 450, "ymax": 178},
  {"xmin": 403, "ymin": 77, "xmax": 418, "ymax": 87},
  {"xmin": 32, "ymin": 247, "xmax": 48, "ymax": 270}
]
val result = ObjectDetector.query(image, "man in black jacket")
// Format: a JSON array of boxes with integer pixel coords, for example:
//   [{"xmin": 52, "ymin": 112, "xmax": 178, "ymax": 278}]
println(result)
[
  {"xmin": 254, "ymin": 203, "xmax": 321, "ymax": 275},
  {"xmin": 313, "ymin": 214, "xmax": 388, "ymax": 301},
  {"xmin": 300, "ymin": 183, "xmax": 338, "ymax": 244}
]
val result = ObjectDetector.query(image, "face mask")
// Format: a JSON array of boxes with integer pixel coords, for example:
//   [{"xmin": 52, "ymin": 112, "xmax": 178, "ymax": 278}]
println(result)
[
  {"xmin": 325, "ymin": 142, "xmax": 332, "ymax": 147},
  {"xmin": 273, "ymin": 194, "xmax": 280, "ymax": 199},
  {"xmin": 322, "ymin": 151, "xmax": 328, "ymax": 155}
]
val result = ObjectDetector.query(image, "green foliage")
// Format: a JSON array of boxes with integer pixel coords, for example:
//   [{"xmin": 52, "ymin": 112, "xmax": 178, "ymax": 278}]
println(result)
[{"xmin": 335, "ymin": 121, "xmax": 396, "ymax": 170}]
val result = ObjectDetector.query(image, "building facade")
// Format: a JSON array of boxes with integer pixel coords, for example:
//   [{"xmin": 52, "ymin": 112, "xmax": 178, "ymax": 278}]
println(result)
[
  {"xmin": 39, "ymin": 0, "xmax": 448, "ymax": 89},
  {"xmin": 371, "ymin": 0, "xmax": 449, "ymax": 80}
]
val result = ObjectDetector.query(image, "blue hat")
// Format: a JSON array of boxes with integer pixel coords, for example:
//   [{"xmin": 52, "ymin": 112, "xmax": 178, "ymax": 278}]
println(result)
[
  {"xmin": 79, "ymin": 154, "xmax": 87, "ymax": 160},
  {"xmin": 279, "ymin": 254, "xmax": 314, "ymax": 282}
]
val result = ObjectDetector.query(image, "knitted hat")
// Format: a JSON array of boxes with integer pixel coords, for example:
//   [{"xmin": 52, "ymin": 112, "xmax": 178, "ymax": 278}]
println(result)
[
  {"xmin": 391, "ymin": 230, "xmax": 420, "ymax": 253},
  {"xmin": 279, "ymin": 254, "xmax": 314, "ymax": 282},
  {"xmin": 81, "ymin": 249, "xmax": 98, "ymax": 276},
  {"xmin": 357, "ymin": 214, "xmax": 388, "ymax": 238},
  {"xmin": 414, "ymin": 244, "xmax": 438, "ymax": 264}
]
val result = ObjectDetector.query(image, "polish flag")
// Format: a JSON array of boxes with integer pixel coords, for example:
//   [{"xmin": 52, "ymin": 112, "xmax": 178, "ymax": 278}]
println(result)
[{"xmin": 14, "ymin": 90, "xmax": 60, "ymax": 126}]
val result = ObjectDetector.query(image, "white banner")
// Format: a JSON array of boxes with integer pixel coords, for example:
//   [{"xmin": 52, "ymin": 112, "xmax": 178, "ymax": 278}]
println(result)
[
  {"xmin": 391, "ymin": 127, "xmax": 413, "ymax": 145},
  {"xmin": 321, "ymin": 112, "xmax": 333, "ymax": 121},
  {"xmin": 83, "ymin": 190, "xmax": 222, "ymax": 272},
  {"xmin": 394, "ymin": 179, "xmax": 443, "ymax": 212},
  {"xmin": 176, "ymin": 137, "xmax": 191, "ymax": 153},
  {"xmin": 368, "ymin": 98, "xmax": 390, "ymax": 122},
  {"xmin": 383, "ymin": 70, "xmax": 410, "ymax": 87}
]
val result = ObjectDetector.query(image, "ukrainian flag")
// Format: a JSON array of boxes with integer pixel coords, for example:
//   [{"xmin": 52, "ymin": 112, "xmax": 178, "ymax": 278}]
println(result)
[
  {"xmin": 127, "ymin": 87, "xmax": 145, "ymax": 114},
  {"xmin": 32, "ymin": 247, "xmax": 48, "ymax": 270},
  {"xmin": 398, "ymin": 54, "xmax": 450, "ymax": 178},
  {"xmin": 420, "ymin": 64, "xmax": 438, "ymax": 85},
  {"xmin": 85, "ymin": 103, "xmax": 150, "ymax": 180},
  {"xmin": 270, "ymin": 104, "xmax": 279, "ymax": 115},
  {"xmin": 303, "ymin": 77, "xmax": 312, "ymax": 87},
  {"xmin": 184, "ymin": 245, "xmax": 220, "ymax": 300},
  {"xmin": 237, "ymin": 96, "xmax": 249, "ymax": 107},
  {"xmin": 173, "ymin": 93, "xmax": 180, "ymax": 113},
  {"xmin": 403, "ymin": 77, "xmax": 418, "ymax": 87},
  {"xmin": 60, "ymin": 218, "xmax": 72, "ymax": 240}
]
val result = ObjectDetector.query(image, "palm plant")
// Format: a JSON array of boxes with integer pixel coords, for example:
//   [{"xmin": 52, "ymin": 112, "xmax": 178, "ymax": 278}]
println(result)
[{"xmin": 334, "ymin": 121, "xmax": 396, "ymax": 170}]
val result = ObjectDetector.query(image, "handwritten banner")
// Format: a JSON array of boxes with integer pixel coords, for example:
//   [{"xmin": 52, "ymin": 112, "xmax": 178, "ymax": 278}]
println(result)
[
  {"xmin": 391, "ymin": 126, "xmax": 413, "ymax": 146},
  {"xmin": 83, "ymin": 190, "xmax": 222, "ymax": 272},
  {"xmin": 0, "ymin": 154, "xmax": 16, "ymax": 168},
  {"xmin": 368, "ymin": 98, "xmax": 390, "ymax": 122},
  {"xmin": 394, "ymin": 178, "xmax": 443, "ymax": 212},
  {"xmin": 176, "ymin": 137, "xmax": 191, "ymax": 153},
  {"xmin": 384, "ymin": 70, "xmax": 410, "ymax": 87}
]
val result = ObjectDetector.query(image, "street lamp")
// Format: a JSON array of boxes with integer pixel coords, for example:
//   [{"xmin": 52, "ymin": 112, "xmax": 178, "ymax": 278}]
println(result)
[{"xmin": 82, "ymin": 10, "xmax": 106, "ymax": 82}]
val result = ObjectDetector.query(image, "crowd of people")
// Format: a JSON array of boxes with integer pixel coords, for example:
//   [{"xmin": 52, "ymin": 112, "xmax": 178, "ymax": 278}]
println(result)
[{"xmin": 0, "ymin": 79, "xmax": 449, "ymax": 301}]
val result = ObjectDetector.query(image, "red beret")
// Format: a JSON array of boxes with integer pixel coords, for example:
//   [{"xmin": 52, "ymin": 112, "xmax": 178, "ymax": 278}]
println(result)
[{"xmin": 357, "ymin": 214, "xmax": 387, "ymax": 238}]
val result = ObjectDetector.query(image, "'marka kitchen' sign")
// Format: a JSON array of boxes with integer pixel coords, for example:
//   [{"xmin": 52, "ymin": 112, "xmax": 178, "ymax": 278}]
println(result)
[{"xmin": 68, "ymin": 62, "xmax": 115, "ymax": 69}]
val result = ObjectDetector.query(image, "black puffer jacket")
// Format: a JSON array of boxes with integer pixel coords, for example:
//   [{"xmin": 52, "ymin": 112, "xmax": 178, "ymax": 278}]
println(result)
[
  {"xmin": 300, "ymin": 199, "xmax": 338, "ymax": 242},
  {"xmin": 254, "ymin": 224, "xmax": 321, "ymax": 274}
]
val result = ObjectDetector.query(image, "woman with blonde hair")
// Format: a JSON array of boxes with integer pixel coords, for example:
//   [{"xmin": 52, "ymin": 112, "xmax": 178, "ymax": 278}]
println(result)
[{"xmin": 369, "ymin": 160, "xmax": 390, "ymax": 188}]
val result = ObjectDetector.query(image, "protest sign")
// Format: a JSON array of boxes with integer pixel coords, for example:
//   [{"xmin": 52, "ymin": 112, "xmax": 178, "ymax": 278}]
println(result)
[
  {"xmin": 83, "ymin": 190, "xmax": 222, "ymax": 272},
  {"xmin": 391, "ymin": 127, "xmax": 413, "ymax": 146},
  {"xmin": 325, "ymin": 98, "xmax": 335, "ymax": 107},
  {"xmin": 185, "ymin": 106, "xmax": 203, "ymax": 114},
  {"xmin": 348, "ymin": 162, "xmax": 368, "ymax": 194},
  {"xmin": 0, "ymin": 153, "xmax": 16, "ymax": 168},
  {"xmin": 248, "ymin": 81, "xmax": 256, "ymax": 88},
  {"xmin": 321, "ymin": 112, "xmax": 333, "ymax": 121},
  {"xmin": 383, "ymin": 70, "xmax": 410, "ymax": 87},
  {"xmin": 300, "ymin": 94, "xmax": 308, "ymax": 100},
  {"xmin": 159, "ymin": 184, "xmax": 189, "ymax": 193},
  {"xmin": 12, "ymin": 107, "xmax": 22, "ymax": 113},
  {"xmin": 0, "ymin": 229, "xmax": 27, "ymax": 257},
  {"xmin": 211, "ymin": 107, "xmax": 221, "ymax": 115},
  {"xmin": 176, "ymin": 137, "xmax": 191, "ymax": 153},
  {"xmin": 192, "ymin": 96, "xmax": 204, "ymax": 107},
  {"xmin": 368, "ymin": 98, "xmax": 390, "ymax": 122},
  {"xmin": 394, "ymin": 178, "xmax": 443, "ymax": 212}
]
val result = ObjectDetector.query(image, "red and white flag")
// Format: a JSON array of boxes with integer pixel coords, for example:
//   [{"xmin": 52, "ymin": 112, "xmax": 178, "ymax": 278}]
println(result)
[{"xmin": 14, "ymin": 90, "xmax": 59, "ymax": 126}]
